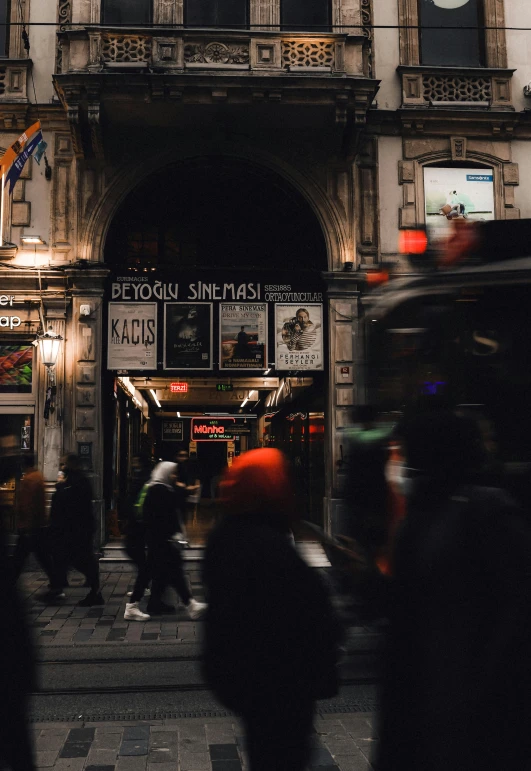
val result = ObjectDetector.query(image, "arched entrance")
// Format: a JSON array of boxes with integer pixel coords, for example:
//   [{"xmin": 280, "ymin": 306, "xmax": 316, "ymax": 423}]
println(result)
[{"xmin": 103, "ymin": 157, "xmax": 329, "ymax": 543}]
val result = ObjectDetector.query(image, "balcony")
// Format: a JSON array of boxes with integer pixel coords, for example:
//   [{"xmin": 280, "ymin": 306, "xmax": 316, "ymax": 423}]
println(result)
[
  {"xmin": 398, "ymin": 65, "xmax": 514, "ymax": 111},
  {"xmin": 53, "ymin": 27, "xmax": 378, "ymax": 160}
]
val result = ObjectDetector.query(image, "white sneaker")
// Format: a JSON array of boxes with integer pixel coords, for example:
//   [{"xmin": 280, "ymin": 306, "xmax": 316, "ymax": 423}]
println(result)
[
  {"xmin": 127, "ymin": 588, "xmax": 151, "ymax": 597},
  {"xmin": 186, "ymin": 599, "xmax": 207, "ymax": 620},
  {"xmin": 124, "ymin": 602, "xmax": 150, "ymax": 621}
]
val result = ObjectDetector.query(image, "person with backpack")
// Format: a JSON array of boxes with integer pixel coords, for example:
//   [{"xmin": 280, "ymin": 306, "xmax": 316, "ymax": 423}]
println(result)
[
  {"xmin": 143, "ymin": 461, "xmax": 206, "ymax": 619},
  {"xmin": 124, "ymin": 455, "xmax": 152, "ymax": 621}
]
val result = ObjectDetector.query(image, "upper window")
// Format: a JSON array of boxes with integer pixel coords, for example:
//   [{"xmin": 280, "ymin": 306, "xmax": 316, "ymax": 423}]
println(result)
[
  {"xmin": 102, "ymin": 0, "xmax": 152, "ymax": 25},
  {"xmin": 419, "ymin": 0, "xmax": 484, "ymax": 67},
  {"xmin": 281, "ymin": 0, "xmax": 331, "ymax": 32},
  {"xmin": 185, "ymin": 0, "xmax": 248, "ymax": 28},
  {"xmin": 0, "ymin": 0, "xmax": 10, "ymax": 57}
]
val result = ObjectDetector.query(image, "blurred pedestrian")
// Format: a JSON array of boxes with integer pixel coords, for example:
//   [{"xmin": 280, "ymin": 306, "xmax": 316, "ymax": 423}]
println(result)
[
  {"xmin": 0, "ymin": 522, "xmax": 36, "ymax": 770},
  {"xmin": 40, "ymin": 454, "xmax": 103, "ymax": 607},
  {"xmin": 144, "ymin": 461, "xmax": 206, "ymax": 619},
  {"xmin": 124, "ymin": 455, "xmax": 152, "ymax": 621},
  {"xmin": 12, "ymin": 454, "xmax": 54, "ymax": 583},
  {"xmin": 203, "ymin": 448, "xmax": 342, "ymax": 771},
  {"xmin": 371, "ymin": 410, "xmax": 531, "ymax": 771},
  {"xmin": 175, "ymin": 447, "xmax": 201, "ymax": 525}
]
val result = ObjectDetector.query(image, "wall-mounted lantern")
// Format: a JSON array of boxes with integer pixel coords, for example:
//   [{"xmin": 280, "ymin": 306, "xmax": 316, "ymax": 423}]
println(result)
[{"xmin": 36, "ymin": 326, "xmax": 63, "ymax": 368}]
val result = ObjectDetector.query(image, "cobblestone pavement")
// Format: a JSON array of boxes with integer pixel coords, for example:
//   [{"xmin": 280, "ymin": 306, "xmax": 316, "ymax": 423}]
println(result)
[
  {"xmin": 20, "ymin": 569, "xmax": 206, "ymax": 645},
  {"xmin": 32, "ymin": 714, "xmax": 377, "ymax": 771}
]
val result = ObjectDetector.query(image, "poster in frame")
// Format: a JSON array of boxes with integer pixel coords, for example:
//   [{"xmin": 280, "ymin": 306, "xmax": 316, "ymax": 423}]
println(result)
[
  {"xmin": 219, "ymin": 303, "xmax": 267, "ymax": 370},
  {"xmin": 164, "ymin": 302, "xmax": 213, "ymax": 370},
  {"xmin": 107, "ymin": 302, "xmax": 157, "ymax": 371},
  {"xmin": 275, "ymin": 303, "xmax": 324, "ymax": 371}
]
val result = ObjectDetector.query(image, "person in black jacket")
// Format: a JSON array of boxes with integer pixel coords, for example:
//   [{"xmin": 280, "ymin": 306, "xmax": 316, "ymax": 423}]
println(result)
[
  {"xmin": 124, "ymin": 455, "xmax": 152, "ymax": 621},
  {"xmin": 143, "ymin": 461, "xmax": 206, "ymax": 619},
  {"xmin": 40, "ymin": 453, "xmax": 103, "ymax": 607},
  {"xmin": 203, "ymin": 448, "xmax": 342, "ymax": 771},
  {"xmin": 365, "ymin": 411, "xmax": 531, "ymax": 771}
]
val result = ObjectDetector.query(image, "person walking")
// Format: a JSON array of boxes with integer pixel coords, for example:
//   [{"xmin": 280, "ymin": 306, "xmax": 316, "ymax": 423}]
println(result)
[
  {"xmin": 368, "ymin": 411, "xmax": 531, "ymax": 771},
  {"xmin": 175, "ymin": 447, "xmax": 201, "ymax": 526},
  {"xmin": 143, "ymin": 461, "xmax": 206, "ymax": 619},
  {"xmin": 40, "ymin": 454, "xmax": 103, "ymax": 607},
  {"xmin": 203, "ymin": 448, "xmax": 342, "ymax": 771},
  {"xmin": 124, "ymin": 455, "xmax": 152, "ymax": 621},
  {"xmin": 12, "ymin": 454, "xmax": 54, "ymax": 583}
]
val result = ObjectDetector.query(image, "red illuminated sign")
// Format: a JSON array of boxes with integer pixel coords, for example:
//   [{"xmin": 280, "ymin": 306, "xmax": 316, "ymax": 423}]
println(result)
[
  {"xmin": 170, "ymin": 382, "xmax": 188, "ymax": 393},
  {"xmin": 191, "ymin": 417, "xmax": 236, "ymax": 441}
]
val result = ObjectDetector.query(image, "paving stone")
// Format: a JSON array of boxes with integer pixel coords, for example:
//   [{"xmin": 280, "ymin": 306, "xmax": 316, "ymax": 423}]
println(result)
[
  {"xmin": 115, "ymin": 757, "xmax": 147, "ymax": 771},
  {"xmin": 35, "ymin": 750, "xmax": 59, "ymax": 767},
  {"xmin": 92, "ymin": 734, "xmax": 123, "ymax": 750},
  {"xmin": 53, "ymin": 759, "xmax": 86, "ymax": 771},
  {"xmin": 119, "ymin": 741, "xmax": 149, "ymax": 757},
  {"xmin": 333, "ymin": 755, "xmax": 371, "ymax": 771},
  {"xmin": 178, "ymin": 751, "xmax": 211, "ymax": 770},
  {"xmin": 123, "ymin": 727, "xmax": 151, "ymax": 741},
  {"xmin": 211, "ymin": 762, "xmax": 242, "ymax": 771},
  {"xmin": 85, "ymin": 766, "xmax": 116, "ymax": 771},
  {"xmin": 87, "ymin": 749, "xmax": 119, "ymax": 765},
  {"xmin": 209, "ymin": 745, "xmax": 239, "ymax": 761},
  {"xmin": 36, "ymin": 733, "xmax": 68, "ymax": 751},
  {"xmin": 67, "ymin": 728, "xmax": 96, "ymax": 742},
  {"xmin": 59, "ymin": 742, "xmax": 92, "ymax": 758},
  {"xmin": 311, "ymin": 747, "xmax": 336, "ymax": 765}
]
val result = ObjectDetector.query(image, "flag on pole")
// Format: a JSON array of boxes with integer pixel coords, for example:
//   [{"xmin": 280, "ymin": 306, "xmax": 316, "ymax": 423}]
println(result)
[
  {"xmin": 0, "ymin": 121, "xmax": 41, "ymax": 174},
  {"xmin": 34, "ymin": 138, "xmax": 48, "ymax": 166},
  {"xmin": 4, "ymin": 131, "xmax": 42, "ymax": 193}
]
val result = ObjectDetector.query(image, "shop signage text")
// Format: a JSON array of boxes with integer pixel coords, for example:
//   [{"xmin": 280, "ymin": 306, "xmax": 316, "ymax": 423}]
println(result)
[
  {"xmin": 111, "ymin": 280, "xmax": 323, "ymax": 304},
  {"xmin": 0, "ymin": 293, "xmax": 21, "ymax": 328},
  {"xmin": 191, "ymin": 417, "xmax": 235, "ymax": 441},
  {"xmin": 162, "ymin": 420, "xmax": 184, "ymax": 441},
  {"xmin": 170, "ymin": 382, "xmax": 188, "ymax": 393}
]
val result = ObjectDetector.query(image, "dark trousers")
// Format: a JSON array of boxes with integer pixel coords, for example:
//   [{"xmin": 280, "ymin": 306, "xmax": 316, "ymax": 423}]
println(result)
[
  {"xmin": 126, "ymin": 541, "xmax": 150, "ymax": 603},
  {"xmin": 148, "ymin": 540, "xmax": 192, "ymax": 606},
  {"xmin": 51, "ymin": 538, "xmax": 100, "ymax": 593},
  {"xmin": 242, "ymin": 700, "xmax": 314, "ymax": 771},
  {"xmin": 12, "ymin": 528, "xmax": 55, "ymax": 583}
]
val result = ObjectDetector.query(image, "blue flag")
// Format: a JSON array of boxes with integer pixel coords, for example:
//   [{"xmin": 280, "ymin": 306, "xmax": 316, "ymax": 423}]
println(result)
[
  {"xmin": 34, "ymin": 138, "xmax": 47, "ymax": 166},
  {"xmin": 5, "ymin": 131, "xmax": 42, "ymax": 194}
]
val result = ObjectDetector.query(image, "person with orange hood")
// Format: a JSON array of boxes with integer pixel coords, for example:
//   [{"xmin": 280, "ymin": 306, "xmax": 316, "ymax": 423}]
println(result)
[{"xmin": 203, "ymin": 448, "xmax": 342, "ymax": 771}]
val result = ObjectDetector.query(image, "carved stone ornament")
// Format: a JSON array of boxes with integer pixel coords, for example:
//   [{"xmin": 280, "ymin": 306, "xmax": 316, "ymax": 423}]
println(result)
[
  {"xmin": 184, "ymin": 41, "xmax": 250, "ymax": 65},
  {"xmin": 451, "ymin": 136, "xmax": 467, "ymax": 161}
]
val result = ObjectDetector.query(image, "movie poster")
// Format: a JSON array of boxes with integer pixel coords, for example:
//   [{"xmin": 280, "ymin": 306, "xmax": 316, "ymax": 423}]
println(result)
[
  {"xmin": 164, "ymin": 303, "xmax": 213, "ymax": 370},
  {"xmin": 220, "ymin": 303, "xmax": 267, "ymax": 370},
  {"xmin": 424, "ymin": 167, "xmax": 495, "ymax": 243},
  {"xmin": 275, "ymin": 304, "xmax": 323, "ymax": 371},
  {"xmin": 107, "ymin": 302, "xmax": 157, "ymax": 371}
]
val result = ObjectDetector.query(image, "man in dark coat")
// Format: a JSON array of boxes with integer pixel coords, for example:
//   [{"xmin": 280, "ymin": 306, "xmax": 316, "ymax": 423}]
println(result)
[
  {"xmin": 371, "ymin": 411, "xmax": 531, "ymax": 771},
  {"xmin": 203, "ymin": 449, "xmax": 342, "ymax": 771},
  {"xmin": 41, "ymin": 453, "xmax": 103, "ymax": 607}
]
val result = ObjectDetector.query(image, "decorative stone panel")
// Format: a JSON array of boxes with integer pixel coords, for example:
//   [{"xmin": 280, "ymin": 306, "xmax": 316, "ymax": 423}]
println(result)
[
  {"xmin": 399, "ymin": 67, "xmax": 514, "ymax": 110},
  {"xmin": 184, "ymin": 41, "xmax": 250, "ymax": 66},
  {"xmin": 282, "ymin": 39, "xmax": 335, "ymax": 69},
  {"xmin": 102, "ymin": 35, "xmax": 152, "ymax": 63},
  {"xmin": 423, "ymin": 74, "xmax": 492, "ymax": 104}
]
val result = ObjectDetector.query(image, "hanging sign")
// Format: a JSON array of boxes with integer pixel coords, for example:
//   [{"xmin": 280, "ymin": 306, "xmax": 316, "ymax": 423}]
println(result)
[
  {"xmin": 170, "ymin": 382, "xmax": 188, "ymax": 393},
  {"xmin": 275, "ymin": 304, "xmax": 324, "ymax": 371},
  {"xmin": 219, "ymin": 303, "xmax": 267, "ymax": 370},
  {"xmin": 162, "ymin": 420, "xmax": 184, "ymax": 441},
  {"xmin": 107, "ymin": 302, "xmax": 157, "ymax": 370},
  {"xmin": 191, "ymin": 417, "xmax": 236, "ymax": 441}
]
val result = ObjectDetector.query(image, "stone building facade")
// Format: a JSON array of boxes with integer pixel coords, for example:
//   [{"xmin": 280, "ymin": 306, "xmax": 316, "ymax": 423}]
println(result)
[{"xmin": 0, "ymin": 0, "xmax": 528, "ymax": 541}]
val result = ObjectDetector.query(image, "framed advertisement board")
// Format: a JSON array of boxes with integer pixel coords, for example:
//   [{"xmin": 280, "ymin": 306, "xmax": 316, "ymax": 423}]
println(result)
[
  {"xmin": 275, "ymin": 304, "xmax": 323, "ymax": 371},
  {"xmin": 424, "ymin": 167, "xmax": 495, "ymax": 244},
  {"xmin": 219, "ymin": 303, "xmax": 267, "ymax": 370},
  {"xmin": 107, "ymin": 302, "xmax": 157, "ymax": 371},
  {"xmin": 164, "ymin": 303, "xmax": 213, "ymax": 370}
]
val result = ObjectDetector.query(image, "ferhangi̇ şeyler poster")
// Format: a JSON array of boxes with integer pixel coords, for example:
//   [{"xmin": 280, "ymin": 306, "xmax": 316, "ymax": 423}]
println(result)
[
  {"xmin": 275, "ymin": 304, "xmax": 323, "ymax": 371},
  {"xmin": 107, "ymin": 302, "xmax": 157, "ymax": 370},
  {"xmin": 220, "ymin": 303, "xmax": 267, "ymax": 370},
  {"xmin": 164, "ymin": 302, "xmax": 213, "ymax": 370},
  {"xmin": 424, "ymin": 166, "xmax": 495, "ymax": 243}
]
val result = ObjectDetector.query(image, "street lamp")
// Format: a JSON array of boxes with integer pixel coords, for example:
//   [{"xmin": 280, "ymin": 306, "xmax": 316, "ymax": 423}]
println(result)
[{"xmin": 36, "ymin": 326, "xmax": 63, "ymax": 368}]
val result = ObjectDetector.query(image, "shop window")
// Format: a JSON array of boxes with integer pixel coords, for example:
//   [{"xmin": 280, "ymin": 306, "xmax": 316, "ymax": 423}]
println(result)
[
  {"xmin": 102, "ymin": 0, "xmax": 152, "ymax": 25},
  {"xmin": 0, "ymin": 343, "xmax": 33, "ymax": 393},
  {"xmin": 281, "ymin": 0, "xmax": 331, "ymax": 32},
  {"xmin": 418, "ymin": 0, "xmax": 484, "ymax": 67},
  {"xmin": 185, "ymin": 0, "xmax": 248, "ymax": 28},
  {"xmin": 0, "ymin": 0, "xmax": 9, "ymax": 56}
]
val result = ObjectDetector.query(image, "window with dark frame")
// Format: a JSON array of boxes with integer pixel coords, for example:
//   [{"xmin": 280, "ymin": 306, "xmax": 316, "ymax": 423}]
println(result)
[
  {"xmin": 0, "ymin": 0, "xmax": 10, "ymax": 57},
  {"xmin": 419, "ymin": 0, "xmax": 484, "ymax": 67},
  {"xmin": 102, "ymin": 0, "xmax": 152, "ymax": 25},
  {"xmin": 185, "ymin": 0, "xmax": 248, "ymax": 28},
  {"xmin": 281, "ymin": 0, "xmax": 331, "ymax": 32}
]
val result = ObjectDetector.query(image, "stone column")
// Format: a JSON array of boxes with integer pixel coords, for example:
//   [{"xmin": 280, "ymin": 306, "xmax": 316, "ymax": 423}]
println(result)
[
  {"xmin": 65, "ymin": 267, "xmax": 109, "ymax": 547},
  {"xmin": 323, "ymin": 272, "xmax": 363, "ymax": 535},
  {"xmin": 41, "ymin": 301, "xmax": 67, "ymax": 483}
]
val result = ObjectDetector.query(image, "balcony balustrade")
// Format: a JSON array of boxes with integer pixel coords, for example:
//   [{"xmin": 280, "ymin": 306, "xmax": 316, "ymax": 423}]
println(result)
[{"xmin": 398, "ymin": 65, "xmax": 514, "ymax": 111}]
